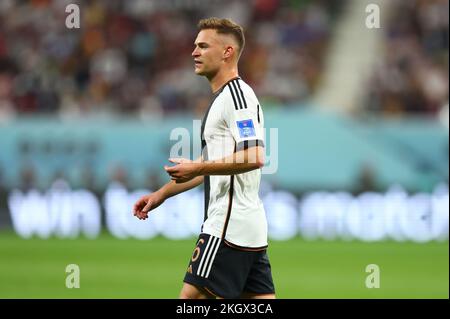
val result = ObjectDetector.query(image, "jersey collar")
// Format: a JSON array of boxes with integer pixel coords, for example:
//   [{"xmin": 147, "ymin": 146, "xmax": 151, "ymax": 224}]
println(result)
[{"xmin": 213, "ymin": 76, "xmax": 241, "ymax": 96}]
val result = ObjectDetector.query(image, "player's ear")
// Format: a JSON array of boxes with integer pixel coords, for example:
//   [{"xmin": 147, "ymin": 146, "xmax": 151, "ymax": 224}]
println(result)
[{"xmin": 223, "ymin": 46, "xmax": 234, "ymax": 59}]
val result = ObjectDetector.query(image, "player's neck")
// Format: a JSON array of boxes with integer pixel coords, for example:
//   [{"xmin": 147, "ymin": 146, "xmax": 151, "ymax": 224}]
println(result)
[{"xmin": 209, "ymin": 67, "xmax": 239, "ymax": 94}]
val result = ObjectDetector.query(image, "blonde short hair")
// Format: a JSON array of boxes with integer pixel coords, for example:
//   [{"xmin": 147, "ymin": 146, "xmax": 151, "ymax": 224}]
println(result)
[{"xmin": 198, "ymin": 17, "xmax": 245, "ymax": 57}]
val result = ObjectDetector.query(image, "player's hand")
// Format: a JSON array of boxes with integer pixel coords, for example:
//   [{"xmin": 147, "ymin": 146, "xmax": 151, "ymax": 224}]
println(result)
[
  {"xmin": 164, "ymin": 158, "xmax": 200, "ymax": 183},
  {"xmin": 133, "ymin": 192, "xmax": 164, "ymax": 220}
]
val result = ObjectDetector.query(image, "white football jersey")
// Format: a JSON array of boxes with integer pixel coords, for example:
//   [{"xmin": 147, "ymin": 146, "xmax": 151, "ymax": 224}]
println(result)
[{"xmin": 200, "ymin": 77, "xmax": 267, "ymax": 249}]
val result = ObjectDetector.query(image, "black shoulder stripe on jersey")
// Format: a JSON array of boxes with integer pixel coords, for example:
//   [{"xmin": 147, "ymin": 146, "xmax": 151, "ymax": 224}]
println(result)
[
  {"xmin": 235, "ymin": 80, "xmax": 248, "ymax": 109},
  {"xmin": 230, "ymin": 81, "xmax": 243, "ymax": 110},
  {"xmin": 231, "ymin": 81, "xmax": 242, "ymax": 110},
  {"xmin": 227, "ymin": 84, "xmax": 239, "ymax": 110}
]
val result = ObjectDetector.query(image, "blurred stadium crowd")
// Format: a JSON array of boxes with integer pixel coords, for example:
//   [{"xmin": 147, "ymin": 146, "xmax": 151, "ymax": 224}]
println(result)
[
  {"xmin": 366, "ymin": 0, "xmax": 448, "ymax": 116},
  {"xmin": 0, "ymin": 0, "xmax": 342, "ymax": 119},
  {"xmin": 0, "ymin": 0, "xmax": 345, "ymax": 121},
  {"xmin": 0, "ymin": 0, "xmax": 447, "ymax": 122}
]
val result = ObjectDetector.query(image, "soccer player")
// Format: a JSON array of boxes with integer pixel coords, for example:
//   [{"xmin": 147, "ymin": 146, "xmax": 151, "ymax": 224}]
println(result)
[{"xmin": 133, "ymin": 17, "xmax": 275, "ymax": 299}]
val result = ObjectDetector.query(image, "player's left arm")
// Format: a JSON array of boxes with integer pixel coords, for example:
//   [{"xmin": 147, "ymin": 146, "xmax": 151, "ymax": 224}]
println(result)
[{"xmin": 165, "ymin": 145, "xmax": 264, "ymax": 182}]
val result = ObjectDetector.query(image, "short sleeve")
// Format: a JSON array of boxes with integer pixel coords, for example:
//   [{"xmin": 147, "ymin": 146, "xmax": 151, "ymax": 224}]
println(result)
[{"xmin": 223, "ymin": 83, "xmax": 265, "ymax": 152}]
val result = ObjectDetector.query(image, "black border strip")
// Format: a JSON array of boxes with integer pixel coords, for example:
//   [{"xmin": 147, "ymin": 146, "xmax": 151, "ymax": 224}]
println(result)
[{"xmin": 236, "ymin": 139, "xmax": 265, "ymax": 151}]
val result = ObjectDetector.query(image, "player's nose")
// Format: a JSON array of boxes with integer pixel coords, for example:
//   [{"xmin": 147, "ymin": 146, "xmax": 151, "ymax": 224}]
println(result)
[{"xmin": 192, "ymin": 48, "xmax": 200, "ymax": 57}]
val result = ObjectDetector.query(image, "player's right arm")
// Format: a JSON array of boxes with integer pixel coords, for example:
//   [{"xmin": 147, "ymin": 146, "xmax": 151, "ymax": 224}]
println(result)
[{"xmin": 133, "ymin": 159, "xmax": 204, "ymax": 220}]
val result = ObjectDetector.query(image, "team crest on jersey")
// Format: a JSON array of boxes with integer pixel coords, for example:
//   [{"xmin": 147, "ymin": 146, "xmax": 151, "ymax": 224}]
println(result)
[{"xmin": 237, "ymin": 119, "xmax": 256, "ymax": 138}]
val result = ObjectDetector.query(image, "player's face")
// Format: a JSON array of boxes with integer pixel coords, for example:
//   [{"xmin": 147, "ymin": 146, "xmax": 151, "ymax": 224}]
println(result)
[{"xmin": 192, "ymin": 29, "xmax": 225, "ymax": 78}]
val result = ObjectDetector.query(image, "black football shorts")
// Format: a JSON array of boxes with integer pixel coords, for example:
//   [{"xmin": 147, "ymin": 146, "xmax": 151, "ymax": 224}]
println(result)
[{"xmin": 183, "ymin": 233, "xmax": 275, "ymax": 298}]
